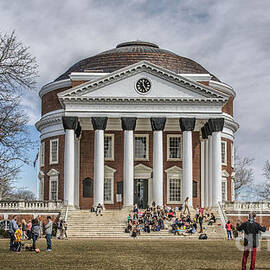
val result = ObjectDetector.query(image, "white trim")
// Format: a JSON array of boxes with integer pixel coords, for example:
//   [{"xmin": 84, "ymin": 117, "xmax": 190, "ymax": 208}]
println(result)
[
  {"xmin": 180, "ymin": 74, "xmax": 211, "ymax": 82},
  {"xmin": 38, "ymin": 171, "xmax": 45, "ymax": 201},
  {"xmin": 50, "ymin": 138, "xmax": 59, "ymax": 165},
  {"xmin": 209, "ymin": 80, "xmax": 236, "ymax": 97},
  {"xmin": 134, "ymin": 134, "xmax": 149, "ymax": 161},
  {"xmin": 167, "ymin": 134, "xmax": 182, "ymax": 161},
  {"xmin": 39, "ymin": 79, "xmax": 72, "ymax": 98},
  {"xmin": 104, "ymin": 134, "xmax": 115, "ymax": 161},
  {"xmin": 104, "ymin": 165, "xmax": 116, "ymax": 204},
  {"xmin": 222, "ymin": 177, "xmax": 228, "ymax": 202},
  {"xmin": 40, "ymin": 141, "xmax": 45, "ymax": 167},
  {"xmin": 222, "ymin": 170, "xmax": 230, "ymax": 177},
  {"xmin": 165, "ymin": 166, "xmax": 183, "ymax": 204},
  {"xmin": 70, "ymin": 72, "xmax": 109, "ymax": 81},
  {"xmin": 49, "ymin": 175, "xmax": 58, "ymax": 201},
  {"xmin": 231, "ymin": 142, "xmax": 234, "ymax": 168},
  {"xmin": 58, "ymin": 61, "xmax": 229, "ymax": 101},
  {"xmin": 47, "ymin": 168, "xmax": 60, "ymax": 176},
  {"xmin": 221, "ymin": 141, "xmax": 227, "ymax": 166},
  {"xmin": 231, "ymin": 178, "xmax": 235, "ymax": 202},
  {"xmin": 134, "ymin": 164, "xmax": 152, "ymax": 179}
]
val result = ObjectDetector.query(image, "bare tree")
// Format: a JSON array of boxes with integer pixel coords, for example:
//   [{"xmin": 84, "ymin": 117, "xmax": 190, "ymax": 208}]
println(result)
[
  {"xmin": 256, "ymin": 160, "xmax": 270, "ymax": 201},
  {"xmin": 234, "ymin": 149, "xmax": 255, "ymax": 199},
  {"xmin": 7, "ymin": 188, "xmax": 36, "ymax": 201},
  {"xmin": 0, "ymin": 31, "xmax": 38, "ymax": 200}
]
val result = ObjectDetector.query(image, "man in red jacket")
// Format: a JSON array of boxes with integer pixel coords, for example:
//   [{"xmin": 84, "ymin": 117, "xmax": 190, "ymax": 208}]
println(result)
[{"xmin": 237, "ymin": 212, "xmax": 266, "ymax": 270}]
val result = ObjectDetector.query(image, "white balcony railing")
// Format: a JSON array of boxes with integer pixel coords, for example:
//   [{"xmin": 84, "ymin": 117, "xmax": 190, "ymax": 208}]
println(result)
[
  {"xmin": 224, "ymin": 201, "xmax": 270, "ymax": 212},
  {"xmin": 0, "ymin": 200, "xmax": 64, "ymax": 211}
]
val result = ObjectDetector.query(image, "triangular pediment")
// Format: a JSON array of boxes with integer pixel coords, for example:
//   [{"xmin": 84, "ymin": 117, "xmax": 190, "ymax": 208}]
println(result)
[{"xmin": 58, "ymin": 61, "xmax": 229, "ymax": 103}]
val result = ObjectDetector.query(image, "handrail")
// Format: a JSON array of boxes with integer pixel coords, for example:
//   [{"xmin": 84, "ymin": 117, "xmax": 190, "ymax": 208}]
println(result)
[{"xmin": 218, "ymin": 201, "xmax": 227, "ymax": 238}]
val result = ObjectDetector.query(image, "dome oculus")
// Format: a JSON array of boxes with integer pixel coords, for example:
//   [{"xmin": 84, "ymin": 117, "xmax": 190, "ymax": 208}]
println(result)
[{"xmin": 135, "ymin": 78, "xmax": 151, "ymax": 94}]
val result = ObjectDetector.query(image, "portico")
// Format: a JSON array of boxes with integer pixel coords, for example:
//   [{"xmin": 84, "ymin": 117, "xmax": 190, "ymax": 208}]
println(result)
[{"xmin": 36, "ymin": 43, "xmax": 239, "ymax": 210}]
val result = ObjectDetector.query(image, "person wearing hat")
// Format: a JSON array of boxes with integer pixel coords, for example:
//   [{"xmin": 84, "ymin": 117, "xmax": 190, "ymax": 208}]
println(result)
[{"xmin": 237, "ymin": 212, "xmax": 266, "ymax": 270}]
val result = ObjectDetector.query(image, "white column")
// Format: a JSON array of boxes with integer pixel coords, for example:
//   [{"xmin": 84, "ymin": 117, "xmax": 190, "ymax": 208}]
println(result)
[
  {"xmin": 200, "ymin": 140, "xmax": 205, "ymax": 208},
  {"xmin": 74, "ymin": 138, "xmax": 80, "ymax": 208},
  {"xmin": 123, "ymin": 130, "xmax": 134, "ymax": 207},
  {"xmin": 64, "ymin": 129, "xmax": 75, "ymax": 206},
  {"xmin": 182, "ymin": 130, "xmax": 193, "ymax": 206},
  {"xmin": 208, "ymin": 135, "xmax": 213, "ymax": 208},
  {"xmin": 94, "ymin": 129, "xmax": 104, "ymax": 206},
  {"xmin": 212, "ymin": 131, "xmax": 222, "ymax": 206},
  {"xmin": 204, "ymin": 139, "xmax": 209, "ymax": 207},
  {"xmin": 153, "ymin": 130, "xmax": 163, "ymax": 206}
]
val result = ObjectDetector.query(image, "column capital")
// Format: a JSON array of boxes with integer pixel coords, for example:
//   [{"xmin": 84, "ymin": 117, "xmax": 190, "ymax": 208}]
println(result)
[
  {"xmin": 204, "ymin": 122, "xmax": 212, "ymax": 136},
  {"xmin": 179, "ymin": 118, "xmax": 195, "ymax": 132},
  {"xmin": 208, "ymin": 118, "xmax": 224, "ymax": 132},
  {"xmin": 92, "ymin": 117, "xmax": 108, "ymax": 130},
  {"xmin": 62, "ymin": 116, "xmax": 78, "ymax": 130},
  {"xmin": 121, "ymin": 117, "xmax": 137, "ymax": 130},
  {"xmin": 150, "ymin": 117, "xmax": 166, "ymax": 131},
  {"xmin": 75, "ymin": 121, "xmax": 81, "ymax": 138},
  {"xmin": 201, "ymin": 126, "xmax": 208, "ymax": 140}
]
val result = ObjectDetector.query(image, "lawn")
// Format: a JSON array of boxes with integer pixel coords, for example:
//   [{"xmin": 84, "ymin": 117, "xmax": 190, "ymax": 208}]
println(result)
[{"xmin": 0, "ymin": 238, "xmax": 270, "ymax": 270}]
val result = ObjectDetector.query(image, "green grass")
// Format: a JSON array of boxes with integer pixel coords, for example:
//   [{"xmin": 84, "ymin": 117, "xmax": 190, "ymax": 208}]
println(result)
[{"xmin": 0, "ymin": 239, "xmax": 270, "ymax": 270}]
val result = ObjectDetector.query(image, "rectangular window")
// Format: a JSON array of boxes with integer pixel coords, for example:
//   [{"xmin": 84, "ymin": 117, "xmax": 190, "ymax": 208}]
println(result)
[
  {"xmin": 231, "ymin": 179, "xmax": 235, "ymax": 201},
  {"xmin": 134, "ymin": 135, "xmax": 149, "ymax": 160},
  {"xmin": 39, "ymin": 178, "xmax": 44, "ymax": 200},
  {"xmin": 50, "ymin": 139, "xmax": 59, "ymax": 164},
  {"xmin": 221, "ymin": 141, "xmax": 227, "ymax": 165},
  {"xmin": 193, "ymin": 181, "xmax": 198, "ymax": 198},
  {"xmin": 104, "ymin": 178, "xmax": 113, "ymax": 203},
  {"xmin": 167, "ymin": 135, "xmax": 181, "ymax": 160},
  {"xmin": 40, "ymin": 142, "xmax": 45, "ymax": 167},
  {"xmin": 169, "ymin": 178, "xmax": 181, "ymax": 203},
  {"xmin": 50, "ymin": 178, "xmax": 58, "ymax": 200},
  {"xmin": 222, "ymin": 179, "xmax": 227, "ymax": 201},
  {"xmin": 104, "ymin": 134, "xmax": 114, "ymax": 160},
  {"xmin": 231, "ymin": 143, "xmax": 234, "ymax": 168}
]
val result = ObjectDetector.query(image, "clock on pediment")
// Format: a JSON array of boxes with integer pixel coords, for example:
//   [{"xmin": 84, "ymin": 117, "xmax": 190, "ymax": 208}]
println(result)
[{"xmin": 135, "ymin": 78, "xmax": 151, "ymax": 94}]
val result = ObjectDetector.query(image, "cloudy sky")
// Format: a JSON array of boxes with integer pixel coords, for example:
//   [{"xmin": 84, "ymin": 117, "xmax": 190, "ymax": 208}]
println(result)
[{"xmin": 1, "ymin": 0, "xmax": 269, "ymax": 195}]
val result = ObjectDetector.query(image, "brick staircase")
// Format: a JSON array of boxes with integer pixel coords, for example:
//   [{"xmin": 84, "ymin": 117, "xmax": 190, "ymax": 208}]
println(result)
[{"xmin": 66, "ymin": 208, "xmax": 226, "ymax": 239}]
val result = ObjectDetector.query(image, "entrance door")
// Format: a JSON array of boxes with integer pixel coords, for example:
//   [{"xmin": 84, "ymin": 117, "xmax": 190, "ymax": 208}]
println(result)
[{"xmin": 134, "ymin": 179, "xmax": 148, "ymax": 209}]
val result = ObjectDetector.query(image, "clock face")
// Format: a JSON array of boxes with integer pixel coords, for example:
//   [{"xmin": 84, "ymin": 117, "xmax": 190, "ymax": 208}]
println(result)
[{"xmin": 135, "ymin": 78, "xmax": 151, "ymax": 94}]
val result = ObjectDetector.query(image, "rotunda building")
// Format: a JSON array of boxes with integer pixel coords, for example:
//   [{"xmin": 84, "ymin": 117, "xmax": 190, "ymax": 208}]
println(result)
[{"xmin": 36, "ymin": 41, "xmax": 238, "ymax": 209}]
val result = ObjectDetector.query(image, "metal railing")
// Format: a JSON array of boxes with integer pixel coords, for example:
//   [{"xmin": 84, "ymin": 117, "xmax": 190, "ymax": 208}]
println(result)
[{"xmin": 218, "ymin": 201, "xmax": 227, "ymax": 238}]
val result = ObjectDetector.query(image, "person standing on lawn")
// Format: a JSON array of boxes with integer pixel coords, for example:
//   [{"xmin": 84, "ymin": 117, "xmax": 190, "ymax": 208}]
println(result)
[
  {"xmin": 14, "ymin": 224, "xmax": 22, "ymax": 253},
  {"xmin": 31, "ymin": 219, "xmax": 40, "ymax": 251},
  {"xmin": 9, "ymin": 215, "xmax": 18, "ymax": 251},
  {"xmin": 45, "ymin": 216, "xmax": 53, "ymax": 251},
  {"xmin": 237, "ymin": 212, "xmax": 266, "ymax": 270},
  {"xmin": 226, "ymin": 220, "xmax": 233, "ymax": 240}
]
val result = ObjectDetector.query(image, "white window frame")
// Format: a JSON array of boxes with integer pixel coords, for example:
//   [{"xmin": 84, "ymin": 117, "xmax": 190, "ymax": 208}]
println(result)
[
  {"xmin": 165, "ymin": 166, "xmax": 182, "ymax": 204},
  {"xmin": 222, "ymin": 177, "xmax": 228, "ymax": 202},
  {"xmin": 104, "ymin": 134, "xmax": 114, "ymax": 161},
  {"xmin": 47, "ymin": 169, "xmax": 59, "ymax": 201},
  {"xmin": 38, "ymin": 171, "xmax": 44, "ymax": 200},
  {"xmin": 134, "ymin": 134, "xmax": 149, "ymax": 161},
  {"xmin": 50, "ymin": 138, "xmax": 59, "ymax": 165},
  {"xmin": 221, "ymin": 141, "xmax": 227, "ymax": 166},
  {"xmin": 231, "ymin": 178, "xmax": 235, "ymax": 201},
  {"xmin": 104, "ymin": 165, "xmax": 116, "ymax": 204},
  {"xmin": 167, "ymin": 134, "xmax": 182, "ymax": 161},
  {"xmin": 40, "ymin": 141, "xmax": 45, "ymax": 167},
  {"xmin": 231, "ymin": 143, "xmax": 234, "ymax": 168}
]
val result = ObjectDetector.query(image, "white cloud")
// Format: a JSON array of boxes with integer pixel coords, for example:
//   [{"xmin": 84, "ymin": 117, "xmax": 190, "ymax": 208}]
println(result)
[{"xmin": 1, "ymin": 0, "xmax": 269, "ymax": 185}]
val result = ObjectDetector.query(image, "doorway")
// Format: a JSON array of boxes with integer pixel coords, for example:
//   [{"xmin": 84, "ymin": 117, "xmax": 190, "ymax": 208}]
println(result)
[{"xmin": 134, "ymin": 179, "xmax": 148, "ymax": 209}]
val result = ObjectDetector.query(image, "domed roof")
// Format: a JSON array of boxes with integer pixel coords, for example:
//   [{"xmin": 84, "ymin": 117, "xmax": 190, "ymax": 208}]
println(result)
[{"xmin": 55, "ymin": 41, "xmax": 215, "ymax": 82}]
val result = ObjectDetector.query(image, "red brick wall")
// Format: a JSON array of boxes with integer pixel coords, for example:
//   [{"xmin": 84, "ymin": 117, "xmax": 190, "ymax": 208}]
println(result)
[
  {"xmin": 41, "ymin": 135, "xmax": 65, "ymax": 201},
  {"xmin": 221, "ymin": 138, "xmax": 234, "ymax": 202},
  {"xmin": 41, "ymin": 87, "xmax": 69, "ymax": 116},
  {"xmin": 222, "ymin": 96, "xmax": 234, "ymax": 117},
  {"xmin": 78, "ymin": 130, "xmax": 201, "ymax": 208},
  {"xmin": 227, "ymin": 215, "xmax": 270, "ymax": 230}
]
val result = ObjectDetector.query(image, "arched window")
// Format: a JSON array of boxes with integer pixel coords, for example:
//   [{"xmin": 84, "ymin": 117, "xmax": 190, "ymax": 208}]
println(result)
[{"xmin": 83, "ymin": 178, "xmax": 93, "ymax": 198}]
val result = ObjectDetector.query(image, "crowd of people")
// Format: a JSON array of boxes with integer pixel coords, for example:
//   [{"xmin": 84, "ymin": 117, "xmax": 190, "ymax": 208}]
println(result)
[
  {"xmin": 8, "ymin": 215, "xmax": 68, "ymax": 253},
  {"xmin": 125, "ymin": 200, "xmax": 217, "ymax": 238}
]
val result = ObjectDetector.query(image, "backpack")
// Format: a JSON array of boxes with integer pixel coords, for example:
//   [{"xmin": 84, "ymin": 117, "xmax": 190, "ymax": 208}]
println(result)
[{"xmin": 199, "ymin": 233, "xmax": 208, "ymax": 240}]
